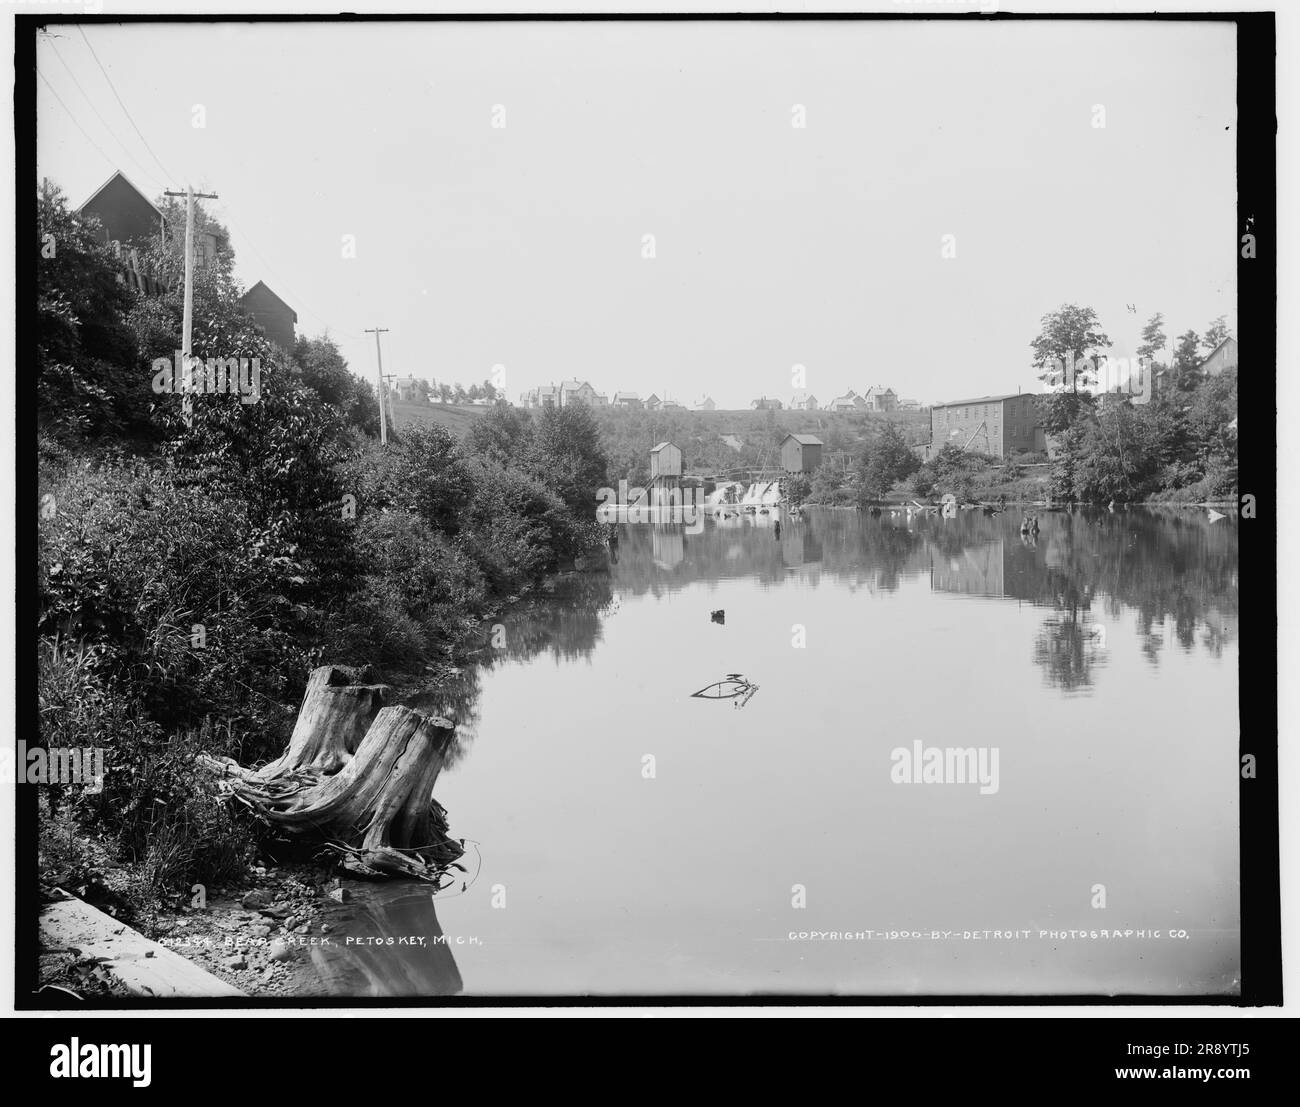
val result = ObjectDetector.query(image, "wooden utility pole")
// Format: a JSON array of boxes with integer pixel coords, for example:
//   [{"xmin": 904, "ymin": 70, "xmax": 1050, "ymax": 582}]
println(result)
[
  {"xmin": 164, "ymin": 186, "xmax": 218, "ymax": 426},
  {"xmin": 365, "ymin": 327, "xmax": 390, "ymax": 445}
]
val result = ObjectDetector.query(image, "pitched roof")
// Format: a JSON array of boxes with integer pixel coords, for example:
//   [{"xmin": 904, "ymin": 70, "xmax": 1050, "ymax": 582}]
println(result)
[
  {"xmin": 239, "ymin": 280, "xmax": 298, "ymax": 322},
  {"xmin": 650, "ymin": 441, "xmax": 678, "ymax": 453},
  {"xmin": 77, "ymin": 169, "xmax": 165, "ymax": 221},
  {"xmin": 1199, "ymin": 336, "xmax": 1238, "ymax": 367},
  {"xmin": 784, "ymin": 433, "xmax": 823, "ymax": 446},
  {"xmin": 931, "ymin": 393, "xmax": 1026, "ymax": 408},
  {"xmin": 613, "ymin": 391, "xmax": 640, "ymax": 400}
]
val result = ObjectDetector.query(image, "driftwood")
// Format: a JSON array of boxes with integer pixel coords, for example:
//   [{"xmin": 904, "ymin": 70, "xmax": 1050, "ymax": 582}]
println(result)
[{"xmin": 207, "ymin": 666, "xmax": 464, "ymax": 883}]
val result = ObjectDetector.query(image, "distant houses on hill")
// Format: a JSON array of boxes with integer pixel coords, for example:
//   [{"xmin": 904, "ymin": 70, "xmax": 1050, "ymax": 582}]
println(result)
[{"xmin": 515, "ymin": 381, "xmax": 916, "ymax": 413}]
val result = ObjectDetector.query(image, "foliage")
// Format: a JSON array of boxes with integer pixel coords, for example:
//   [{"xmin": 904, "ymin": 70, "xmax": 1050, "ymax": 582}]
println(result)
[
  {"xmin": 854, "ymin": 422, "xmax": 920, "ymax": 501},
  {"xmin": 1030, "ymin": 303, "xmax": 1112, "ymax": 396},
  {"xmin": 292, "ymin": 334, "xmax": 379, "ymax": 437},
  {"xmin": 37, "ymin": 181, "xmax": 151, "ymax": 444}
]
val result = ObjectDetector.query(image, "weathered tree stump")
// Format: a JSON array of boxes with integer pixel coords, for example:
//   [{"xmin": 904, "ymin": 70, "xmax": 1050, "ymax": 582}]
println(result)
[
  {"xmin": 207, "ymin": 670, "xmax": 464, "ymax": 884},
  {"xmin": 259, "ymin": 665, "xmax": 391, "ymax": 778}
]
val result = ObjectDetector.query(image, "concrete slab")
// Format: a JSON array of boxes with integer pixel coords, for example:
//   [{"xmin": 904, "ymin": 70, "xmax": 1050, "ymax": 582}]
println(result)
[{"xmin": 40, "ymin": 888, "xmax": 244, "ymax": 998}]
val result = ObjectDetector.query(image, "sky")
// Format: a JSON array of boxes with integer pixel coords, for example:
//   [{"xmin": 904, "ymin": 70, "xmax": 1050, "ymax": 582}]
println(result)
[{"xmin": 35, "ymin": 18, "xmax": 1237, "ymax": 409}]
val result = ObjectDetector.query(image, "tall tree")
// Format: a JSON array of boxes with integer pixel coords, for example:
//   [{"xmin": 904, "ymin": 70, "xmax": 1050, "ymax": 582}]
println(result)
[
  {"xmin": 1030, "ymin": 303, "xmax": 1111, "ymax": 432},
  {"xmin": 1136, "ymin": 312, "xmax": 1167, "ymax": 366},
  {"xmin": 1171, "ymin": 330, "xmax": 1203, "ymax": 392},
  {"xmin": 1031, "ymin": 303, "xmax": 1113, "ymax": 393},
  {"xmin": 1201, "ymin": 315, "xmax": 1231, "ymax": 352}
]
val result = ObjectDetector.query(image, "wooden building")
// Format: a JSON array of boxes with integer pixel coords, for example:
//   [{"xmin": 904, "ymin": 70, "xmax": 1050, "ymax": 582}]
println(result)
[
  {"xmin": 77, "ymin": 170, "xmax": 166, "ymax": 248},
  {"xmin": 239, "ymin": 280, "xmax": 298, "ymax": 352},
  {"xmin": 929, "ymin": 393, "xmax": 1044, "ymax": 458},
  {"xmin": 1199, "ymin": 337, "xmax": 1238, "ymax": 377},
  {"xmin": 780, "ymin": 433, "xmax": 824, "ymax": 474},
  {"xmin": 649, "ymin": 441, "xmax": 683, "ymax": 480}
]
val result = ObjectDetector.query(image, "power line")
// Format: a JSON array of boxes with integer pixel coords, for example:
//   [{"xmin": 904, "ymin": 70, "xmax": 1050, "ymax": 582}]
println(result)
[
  {"xmin": 45, "ymin": 32, "xmax": 365, "ymax": 349},
  {"xmin": 218, "ymin": 208, "xmax": 366, "ymax": 341},
  {"xmin": 44, "ymin": 37, "xmax": 166, "ymax": 194},
  {"xmin": 37, "ymin": 69, "xmax": 115, "ymax": 170},
  {"xmin": 77, "ymin": 26, "xmax": 175, "ymax": 184}
]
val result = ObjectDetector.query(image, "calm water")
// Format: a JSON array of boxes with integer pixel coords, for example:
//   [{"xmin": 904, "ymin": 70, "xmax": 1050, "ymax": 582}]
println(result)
[{"xmin": 301, "ymin": 507, "xmax": 1240, "ymax": 997}]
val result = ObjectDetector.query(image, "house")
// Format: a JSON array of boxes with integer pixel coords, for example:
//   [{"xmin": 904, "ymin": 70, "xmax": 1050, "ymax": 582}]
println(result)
[
  {"xmin": 644, "ymin": 393, "xmax": 662, "ymax": 412},
  {"xmin": 1200, "ymin": 337, "xmax": 1238, "ymax": 377},
  {"xmin": 780, "ymin": 433, "xmax": 824, "ymax": 474},
  {"xmin": 695, "ymin": 396, "xmax": 717, "ymax": 411},
  {"xmin": 77, "ymin": 170, "xmax": 166, "ymax": 249},
  {"xmin": 558, "ymin": 379, "xmax": 599, "ymax": 407},
  {"xmin": 827, "ymin": 391, "xmax": 864, "ymax": 412},
  {"xmin": 662, "ymin": 398, "xmax": 686, "ymax": 411},
  {"xmin": 238, "ymin": 280, "xmax": 297, "ymax": 352},
  {"xmin": 863, "ymin": 386, "xmax": 899, "ymax": 412},
  {"xmin": 928, "ymin": 393, "xmax": 1045, "ymax": 458},
  {"xmin": 788, "ymin": 390, "xmax": 819, "ymax": 411},
  {"xmin": 391, "ymin": 375, "xmax": 424, "ymax": 402},
  {"xmin": 592, "ymin": 391, "xmax": 610, "ymax": 407},
  {"xmin": 522, "ymin": 385, "xmax": 561, "ymax": 408},
  {"xmin": 613, "ymin": 391, "xmax": 642, "ymax": 409},
  {"xmin": 750, "ymin": 396, "xmax": 783, "ymax": 411},
  {"xmin": 898, "ymin": 397, "xmax": 923, "ymax": 412}
]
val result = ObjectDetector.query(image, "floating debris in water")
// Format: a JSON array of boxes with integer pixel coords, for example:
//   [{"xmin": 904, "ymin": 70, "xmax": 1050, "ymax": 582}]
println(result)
[
  {"xmin": 690, "ymin": 673, "xmax": 759, "ymax": 708},
  {"xmin": 711, "ymin": 610, "xmax": 725, "ymax": 624}
]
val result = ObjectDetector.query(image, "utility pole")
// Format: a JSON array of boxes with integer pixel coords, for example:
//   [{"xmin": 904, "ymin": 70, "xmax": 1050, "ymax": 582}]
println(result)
[
  {"xmin": 163, "ymin": 185, "xmax": 218, "ymax": 426},
  {"xmin": 365, "ymin": 327, "xmax": 390, "ymax": 445}
]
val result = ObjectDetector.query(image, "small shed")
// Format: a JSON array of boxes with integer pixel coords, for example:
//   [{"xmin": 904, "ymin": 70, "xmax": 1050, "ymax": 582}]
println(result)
[
  {"xmin": 649, "ymin": 441, "xmax": 683, "ymax": 479},
  {"xmin": 780, "ymin": 433, "xmax": 823, "ymax": 474}
]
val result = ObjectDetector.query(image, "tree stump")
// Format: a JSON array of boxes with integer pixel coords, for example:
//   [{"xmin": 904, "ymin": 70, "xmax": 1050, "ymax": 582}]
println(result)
[
  {"xmin": 209, "ymin": 671, "xmax": 464, "ymax": 884},
  {"xmin": 258, "ymin": 665, "xmax": 391, "ymax": 779}
]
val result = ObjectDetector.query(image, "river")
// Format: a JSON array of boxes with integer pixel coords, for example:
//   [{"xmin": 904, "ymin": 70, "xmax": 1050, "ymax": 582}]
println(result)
[{"xmin": 296, "ymin": 506, "xmax": 1240, "ymax": 997}]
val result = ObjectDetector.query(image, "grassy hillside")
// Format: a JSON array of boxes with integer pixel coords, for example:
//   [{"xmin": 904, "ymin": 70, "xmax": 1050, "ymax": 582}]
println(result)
[{"xmin": 385, "ymin": 399, "xmax": 487, "ymax": 436}]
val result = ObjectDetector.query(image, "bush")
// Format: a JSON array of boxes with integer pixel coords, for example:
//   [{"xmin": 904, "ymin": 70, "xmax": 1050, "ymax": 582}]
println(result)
[
  {"xmin": 39, "ymin": 458, "xmax": 311, "ymax": 752},
  {"xmin": 38, "ymin": 636, "xmax": 260, "ymax": 901}
]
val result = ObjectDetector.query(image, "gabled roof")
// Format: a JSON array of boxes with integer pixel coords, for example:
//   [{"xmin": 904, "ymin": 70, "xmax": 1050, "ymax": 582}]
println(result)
[
  {"xmin": 77, "ymin": 169, "xmax": 165, "ymax": 221},
  {"xmin": 650, "ymin": 441, "xmax": 678, "ymax": 453},
  {"xmin": 1199, "ymin": 336, "xmax": 1238, "ymax": 366},
  {"xmin": 613, "ymin": 391, "xmax": 640, "ymax": 400},
  {"xmin": 239, "ymin": 280, "xmax": 298, "ymax": 322},
  {"xmin": 784, "ymin": 433, "xmax": 823, "ymax": 446}
]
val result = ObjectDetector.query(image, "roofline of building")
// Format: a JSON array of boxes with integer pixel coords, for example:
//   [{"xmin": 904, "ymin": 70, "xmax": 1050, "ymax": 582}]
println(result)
[
  {"xmin": 240, "ymin": 280, "xmax": 299, "ymax": 323},
  {"xmin": 76, "ymin": 169, "xmax": 167, "ymax": 223},
  {"xmin": 931, "ymin": 393, "xmax": 1029, "ymax": 409}
]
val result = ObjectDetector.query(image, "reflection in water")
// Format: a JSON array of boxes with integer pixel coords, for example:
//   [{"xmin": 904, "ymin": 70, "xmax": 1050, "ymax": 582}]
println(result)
[
  {"xmin": 305, "ymin": 506, "xmax": 1238, "ymax": 997},
  {"xmin": 304, "ymin": 884, "xmax": 463, "ymax": 997}
]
